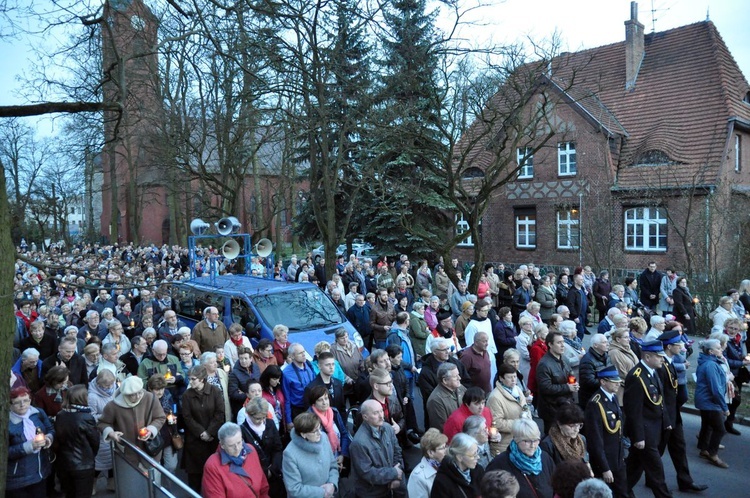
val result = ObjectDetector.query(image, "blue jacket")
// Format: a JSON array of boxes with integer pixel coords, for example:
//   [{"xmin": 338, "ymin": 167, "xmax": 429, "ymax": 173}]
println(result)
[
  {"xmin": 346, "ymin": 304, "xmax": 372, "ymax": 338},
  {"xmin": 386, "ymin": 328, "xmax": 416, "ymax": 379},
  {"xmin": 694, "ymin": 353, "xmax": 728, "ymax": 412},
  {"xmin": 282, "ymin": 361, "xmax": 316, "ymax": 424},
  {"xmin": 7, "ymin": 407, "xmax": 54, "ymax": 490},
  {"xmin": 11, "ymin": 357, "xmax": 42, "ymax": 382}
]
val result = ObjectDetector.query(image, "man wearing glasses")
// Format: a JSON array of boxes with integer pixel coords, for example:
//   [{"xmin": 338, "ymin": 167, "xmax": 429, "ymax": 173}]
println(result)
[
  {"xmin": 356, "ymin": 367, "xmax": 404, "ymax": 436},
  {"xmin": 426, "ymin": 362, "xmax": 466, "ymax": 431},
  {"xmin": 192, "ymin": 306, "xmax": 229, "ymax": 355}
]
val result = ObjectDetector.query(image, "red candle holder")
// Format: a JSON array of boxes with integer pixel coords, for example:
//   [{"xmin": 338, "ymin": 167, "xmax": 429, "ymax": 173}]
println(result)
[{"xmin": 138, "ymin": 427, "xmax": 149, "ymax": 438}]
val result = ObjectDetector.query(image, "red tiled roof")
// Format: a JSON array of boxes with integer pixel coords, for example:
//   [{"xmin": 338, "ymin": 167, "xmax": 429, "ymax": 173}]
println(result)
[
  {"xmin": 551, "ymin": 21, "xmax": 750, "ymax": 188},
  {"xmin": 461, "ymin": 21, "xmax": 750, "ymax": 190}
]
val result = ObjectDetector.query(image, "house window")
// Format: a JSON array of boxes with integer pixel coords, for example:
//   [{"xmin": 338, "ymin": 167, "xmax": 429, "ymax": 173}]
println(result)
[
  {"xmin": 558, "ymin": 142, "xmax": 577, "ymax": 176},
  {"xmin": 456, "ymin": 213, "xmax": 473, "ymax": 247},
  {"xmin": 516, "ymin": 147, "xmax": 533, "ymax": 179},
  {"xmin": 624, "ymin": 207, "xmax": 667, "ymax": 252},
  {"xmin": 736, "ymin": 135, "xmax": 742, "ymax": 173},
  {"xmin": 515, "ymin": 208, "xmax": 536, "ymax": 249},
  {"xmin": 557, "ymin": 208, "xmax": 580, "ymax": 249}
]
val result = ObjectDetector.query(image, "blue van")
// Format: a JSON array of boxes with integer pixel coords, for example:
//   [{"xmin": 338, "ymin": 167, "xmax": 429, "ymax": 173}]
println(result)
[{"xmin": 169, "ymin": 275, "xmax": 365, "ymax": 360}]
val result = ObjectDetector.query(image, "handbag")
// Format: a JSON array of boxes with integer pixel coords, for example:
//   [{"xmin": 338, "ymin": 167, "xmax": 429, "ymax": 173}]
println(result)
[
  {"xmin": 171, "ymin": 431, "xmax": 184, "ymax": 450},
  {"xmin": 144, "ymin": 432, "xmax": 165, "ymax": 457}
]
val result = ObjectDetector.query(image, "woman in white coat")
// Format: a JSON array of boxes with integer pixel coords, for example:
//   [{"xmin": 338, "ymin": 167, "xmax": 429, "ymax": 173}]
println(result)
[{"xmin": 408, "ymin": 428, "xmax": 448, "ymax": 498}]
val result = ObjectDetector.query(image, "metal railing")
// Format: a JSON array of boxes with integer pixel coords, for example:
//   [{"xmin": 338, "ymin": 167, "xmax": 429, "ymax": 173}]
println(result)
[{"xmin": 112, "ymin": 438, "xmax": 199, "ymax": 498}]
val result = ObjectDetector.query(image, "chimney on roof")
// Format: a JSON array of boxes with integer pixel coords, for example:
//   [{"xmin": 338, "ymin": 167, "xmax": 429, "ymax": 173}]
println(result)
[{"xmin": 624, "ymin": 1, "xmax": 645, "ymax": 90}]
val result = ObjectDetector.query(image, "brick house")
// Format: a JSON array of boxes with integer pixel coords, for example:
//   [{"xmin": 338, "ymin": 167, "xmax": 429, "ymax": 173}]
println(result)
[{"xmin": 455, "ymin": 2, "xmax": 750, "ymax": 280}]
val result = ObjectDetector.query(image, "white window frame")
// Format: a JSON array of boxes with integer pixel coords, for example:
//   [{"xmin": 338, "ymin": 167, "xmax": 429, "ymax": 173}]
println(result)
[
  {"xmin": 517, "ymin": 147, "xmax": 533, "ymax": 179},
  {"xmin": 557, "ymin": 208, "xmax": 580, "ymax": 249},
  {"xmin": 624, "ymin": 207, "xmax": 667, "ymax": 252},
  {"xmin": 515, "ymin": 210, "xmax": 536, "ymax": 249},
  {"xmin": 736, "ymin": 135, "xmax": 742, "ymax": 173},
  {"xmin": 558, "ymin": 142, "xmax": 577, "ymax": 176},
  {"xmin": 456, "ymin": 212, "xmax": 473, "ymax": 247}
]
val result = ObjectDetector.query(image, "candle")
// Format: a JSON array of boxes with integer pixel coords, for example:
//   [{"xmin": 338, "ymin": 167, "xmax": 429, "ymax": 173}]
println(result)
[
  {"xmin": 692, "ymin": 297, "xmax": 700, "ymax": 304},
  {"xmin": 489, "ymin": 427, "xmax": 498, "ymax": 437},
  {"xmin": 164, "ymin": 371, "xmax": 173, "ymax": 380},
  {"xmin": 139, "ymin": 427, "xmax": 149, "ymax": 438},
  {"xmin": 34, "ymin": 433, "xmax": 45, "ymax": 443},
  {"xmin": 568, "ymin": 375, "xmax": 577, "ymax": 385},
  {"xmin": 166, "ymin": 413, "xmax": 177, "ymax": 425}
]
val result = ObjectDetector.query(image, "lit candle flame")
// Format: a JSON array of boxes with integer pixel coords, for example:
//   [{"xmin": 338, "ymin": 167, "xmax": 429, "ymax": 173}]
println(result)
[{"xmin": 139, "ymin": 427, "xmax": 149, "ymax": 438}]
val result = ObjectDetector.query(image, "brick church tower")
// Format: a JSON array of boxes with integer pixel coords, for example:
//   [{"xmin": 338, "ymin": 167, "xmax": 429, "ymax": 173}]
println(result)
[{"xmin": 100, "ymin": 0, "xmax": 168, "ymax": 244}]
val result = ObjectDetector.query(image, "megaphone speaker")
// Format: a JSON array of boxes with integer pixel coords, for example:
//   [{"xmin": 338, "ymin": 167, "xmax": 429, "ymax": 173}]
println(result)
[
  {"xmin": 190, "ymin": 218, "xmax": 210, "ymax": 235},
  {"xmin": 216, "ymin": 216, "xmax": 241, "ymax": 236},
  {"xmin": 222, "ymin": 239, "xmax": 241, "ymax": 260},
  {"xmin": 255, "ymin": 238, "xmax": 273, "ymax": 258}
]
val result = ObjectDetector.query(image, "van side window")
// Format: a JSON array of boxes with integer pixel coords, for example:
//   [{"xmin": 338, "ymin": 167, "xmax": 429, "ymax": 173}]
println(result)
[
  {"xmin": 195, "ymin": 293, "xmax": 225, "ymax": 320},
  {"xmin": 172, "ymin": 287, "xmax": 197, "ymax": 319},
  {"xmin": 232, "ymin": 297, "xmax": 259, "ymax": 334}
]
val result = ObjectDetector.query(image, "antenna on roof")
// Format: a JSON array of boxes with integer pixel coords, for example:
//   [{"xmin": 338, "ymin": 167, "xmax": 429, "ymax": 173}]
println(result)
[
  {"xmin": 706, "ymin": 7, "xmax": 710, "ymax": 21},
  {"xmin": 650, "ymin": 0, "xmax": 656, "ymax": 32}
]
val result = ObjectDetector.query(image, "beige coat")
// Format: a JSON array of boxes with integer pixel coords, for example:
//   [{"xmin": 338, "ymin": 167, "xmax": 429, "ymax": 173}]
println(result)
[
  {"xmin": 98, "ymin": 391, "xmax": 166, "ymax": 464},
  {"xmin": 608, "ymin": 340, "xmax": 638, "ymax": 405},
  {"xmin": 487, "ymin": 381, "xmax": 530, "ymax": 456}
]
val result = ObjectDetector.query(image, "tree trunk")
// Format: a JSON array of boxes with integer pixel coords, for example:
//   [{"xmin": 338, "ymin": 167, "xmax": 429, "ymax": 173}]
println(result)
[
  {"xmin": 108, "ymin": 142, "xmax": 119, "ymax": 244},
  {"xmin": 0, "ymin": 163, "xmax": 17, "ymax": 496}
]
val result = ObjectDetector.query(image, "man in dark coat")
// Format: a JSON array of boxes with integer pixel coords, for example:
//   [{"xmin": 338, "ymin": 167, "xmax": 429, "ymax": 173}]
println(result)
[
  {"xmin": 536, "ymin": 331, "xmax": 576, "ymax": 434},
  {"xmin": 346, "ymin": 294, "xmax": 372, "ymax": 350},
  {"xmin": 369, "ymin": 288, "xmax": 396, "ymax": 350},
  {"xmin": 623, "ymin": 341, "xmax": 671, "ymax": 498},
  {"xmin": 567, "ymin": 273, "xmax": 588, "ymax": 340},
  {"xmin": 583, "ymin": 365, "xmax": 628, "ymax": 498},
  {"xmin": 639, "ymin": 262, "xmax": 662, "ymax": 311},
  {"xmin": 578, "ymin": 333, "xmax": 610, "ymax": 409},
  {"xmin": 41, "ymin": 336, "xmax": 88, "ymax": 386}
]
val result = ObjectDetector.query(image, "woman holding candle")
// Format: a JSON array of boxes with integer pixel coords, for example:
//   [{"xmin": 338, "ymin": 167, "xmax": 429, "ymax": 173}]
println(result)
[
  {"xmin": 97, "ymin": 376, "xmax": 166, "ymax": 466},
  {"xmin": 54, "ymin": 385, "xmax": 100, "ymax": 498},
  {"xmin": 147, "ymin": 374, "xmax": 179, "ymax": 472},
  {"xmin": 201, "ymin": 351, "xmax": 232, "ymax": 423},
  {"xmin": 7, "ymin": 386, "xmax": 54, "ymax": 498},
  {"xmin": 181, "ymin": 364, "xmax": 226, "ymax": 493},
  {"xmin": 88, "ymin": 369, "xmax": 117, "ymax": 491},
  {"xmin": 487, "ymin": 363, "xmax": 532, "ymax": 456}
]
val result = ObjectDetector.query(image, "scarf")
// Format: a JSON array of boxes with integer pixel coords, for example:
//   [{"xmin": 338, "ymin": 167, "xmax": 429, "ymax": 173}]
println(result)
[
  {"xmin": 231, "ymin": 335, "xmax": 244, "ymax": 347},
  {"xmin": 564, "ymin": 336, "xmax": 583, "ymax": 352},
  {"xmin": 313, "ymin": 406, "xmax": 341, "ymax": 453},
  {"xmin": 64, "ymin": 404, "xmax": 92, "ymax": 413},
  {"xmin": 427, "ymin": 458, "xmax": 441, "ymax": 470},
  {"xmin": 508, "ymin": 440, "xmax": 542, "ymax": 475},
  {"xmin": 453, "ymin": 460, "xmax": 472, "ymax": 483},
  {"xmin": 548, "ymin": 425, "xmax": 586, "ymax": 462},
  {"xmin": 222, "ymin": 445, "xmax": 251, "ymax": 478},
  {"xmin": 502, "ymin": 384, "xmax": 521, "ymax": 402},
  {"xmin": 12, "ymin": 408, "xmax": 38, "ymax": 442}
]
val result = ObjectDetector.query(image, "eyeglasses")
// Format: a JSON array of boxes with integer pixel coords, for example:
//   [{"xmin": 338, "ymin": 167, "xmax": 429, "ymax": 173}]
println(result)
[
  {"xmin": 519, "ymin": 438, "xmax": 540, "ymax": 445},
  {"xmin": 434, "ymin": 348, "xmax": 449, "ymax": 352},
  {"xmin": 564, "ymin": 423, "xmax": 584, "ymax": 430},
  {"xmin": 463, "ymin": 450, "xmax": 480, "ymax": 459},
  {"xmin": 11, "ymin": 399, "xmax": 30, "ymax": 407},
  {"xmin": 376, "ymin": 381, "xmax": 393, "ymax": 386}
]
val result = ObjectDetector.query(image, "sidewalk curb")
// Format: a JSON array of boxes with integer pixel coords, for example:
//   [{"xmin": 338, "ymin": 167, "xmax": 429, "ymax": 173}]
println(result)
[{"xmin": 681, "ymin": 404, "xmax": 750, "ymax": 427}]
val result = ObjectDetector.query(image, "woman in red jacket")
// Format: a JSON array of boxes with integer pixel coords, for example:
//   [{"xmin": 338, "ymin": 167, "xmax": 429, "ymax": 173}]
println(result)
[
  {"xmin": 202, "ymin": 422, "xmax": 269, "ymax": 498},
  {"xmin": 527, "ymin": 325, "xmax": 549, "ymax": 398}
]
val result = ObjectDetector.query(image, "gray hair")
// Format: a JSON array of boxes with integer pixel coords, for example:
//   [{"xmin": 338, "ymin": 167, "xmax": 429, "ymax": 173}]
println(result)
[
  {"xmin": 107, "ymin": 320, "xmax": 122, "ymax": 330},
  {"xmin": 200, "ymin": 351, "xmax": 217, "ymax": 363},
  {"xmin": 101, "ymin": 343, "xmax": 118, "ymax": 356},
  {"xmin": 650, "ymin": 315, "xmax": 665, "ymax": 326},
  {"xmin": 437, "ymin": 362, "xmax": 458, "ymax": 383},
  {"xmin": 287, "ymin": 343, "xmax": 304, "ymax": 357},
  {"xmin": 612, "ymin": 284, "xmax": 624, "ymax": 293},
  {"xmin": 86, "ymin": 310, "xmax": 99, "ymax": 321},
  {"xmin": 142, "ymin": 328, "xmax": 157, "ymax": 339},
  {"xmin": 590, "ymin": 333, "xmax": 608, "ymax": 346},
  {"xmin": 462, "ymin": 415, "xmax": 487, "ymax": 439},
  {"xmin": 245, "ymin": 397, "xmax": 270, "ymax": 417},
  {"xmin": 217, "ymin": 422, "xmax": 242, "ymax": 443},
  {"xmin": 559, "ymin": 320, "xmax": 577, "ymax": 334},
  {"xmin": 412, "ymin": 302, "xmax": 425, "ymax": 312},
  {"xmin": 511, "ymin": 417, "xmax": 541, "ymax": 441},
  {"xmin": 699, "ymin": 339, "xmax": 721, "ymax": 354},
  {"xmin": 574, "ymin": 478, "xmax": 613, "ymax": 498},
  {"xmin": 708, "ymin": 332, "xmax": 730, "ymax": 347},
  {"xmin": 447, "ymin": 432, "xmax": 478, "ymax": 460},
  {"xmin": 21, "ymin": 348, "xmax": 40, "ymax": 360},
  {"xmin": 63, "ymin": 325, "xmax": 78, "ymax": 336},
  {"xmin": 556, "ymin": 305, "xmax": 570, "ymax": 314},
  {"xmin": 607, "ymin": 307, "xmax": 621, "ymax": 319},
  {"xmin": 433, "ymin": 337, "xmax": 451, "ymax": 351},
  {"xmin": 96, "ymin": 369, "xmax": 116, "ymax": 385},
  {"xmin": 152, "ymin": 339, "xmax": 168, "ymax": 353},
  {"xmin": 503, "ymin": 348, "xmax": 520, "ymax": 361}
]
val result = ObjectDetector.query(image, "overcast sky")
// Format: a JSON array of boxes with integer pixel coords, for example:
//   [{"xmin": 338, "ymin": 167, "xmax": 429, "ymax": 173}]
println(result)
[{"xmin": 0, "ymin": 0, "xmax": 747, "ymax": 135}]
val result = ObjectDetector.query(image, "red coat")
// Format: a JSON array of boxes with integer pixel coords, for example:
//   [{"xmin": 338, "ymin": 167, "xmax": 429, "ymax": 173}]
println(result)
[
  {"xmin": 202, "ymin": 444, "xmax": 270, "ymax": 498},
  {"xmin": 442, "ymin": 404, "xmax": 493, "ymax": 442},
  {"xmin": 528, "ymin": 340, "xmax": 548, "ymax": 394}
]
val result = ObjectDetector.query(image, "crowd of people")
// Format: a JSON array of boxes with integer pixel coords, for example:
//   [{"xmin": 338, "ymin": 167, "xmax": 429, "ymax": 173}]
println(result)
[{"xmin": 7, "ymin": 242, "xmax": 750, "ymax": 498}]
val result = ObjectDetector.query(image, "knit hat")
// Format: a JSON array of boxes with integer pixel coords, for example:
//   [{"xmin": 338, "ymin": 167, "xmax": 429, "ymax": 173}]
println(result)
[
  {"xmin": 121, "ymin": 376, "xmax": 144, "ymax": 395},
  {"xmin": 462, "ymin": 301, "xmax": 474, "ymax": 312}
]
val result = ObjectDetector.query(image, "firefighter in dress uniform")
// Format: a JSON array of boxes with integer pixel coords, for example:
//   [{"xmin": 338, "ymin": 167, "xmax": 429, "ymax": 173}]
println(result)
[
  {"xmin": 583, "ymin": 365, "xmax": 628, "ymax": 498},
  {"xmin": 623, "ymin": 340, "xmax": 672, "ymax": 498}
]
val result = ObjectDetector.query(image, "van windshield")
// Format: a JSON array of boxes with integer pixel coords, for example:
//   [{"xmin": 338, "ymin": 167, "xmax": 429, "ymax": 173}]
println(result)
[{"xmin": 250, "ymin": 287, "xmax": 344, "ymax": 332}]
